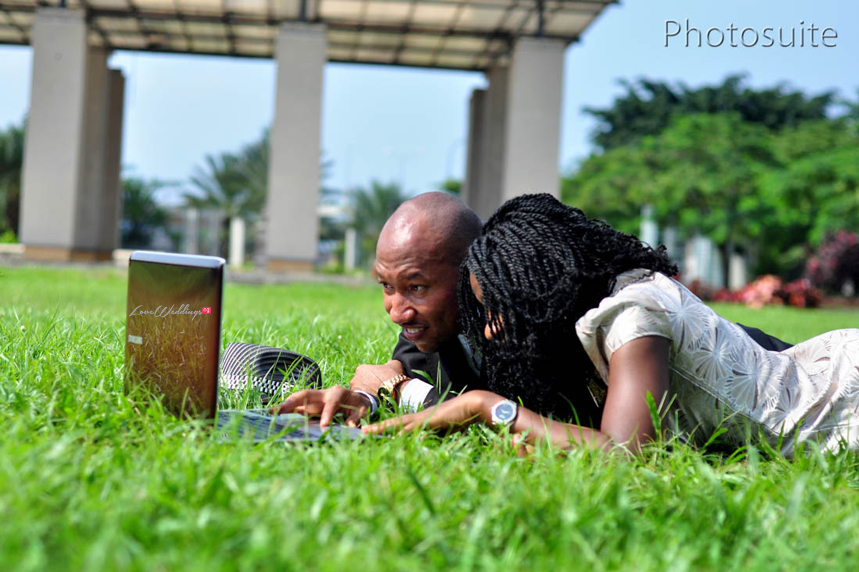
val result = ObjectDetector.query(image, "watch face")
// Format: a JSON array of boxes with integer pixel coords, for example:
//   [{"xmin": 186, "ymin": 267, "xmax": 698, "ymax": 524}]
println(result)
[{"xmin": 494, "ymin": 401, "xmax": 516, "ymax": 422}]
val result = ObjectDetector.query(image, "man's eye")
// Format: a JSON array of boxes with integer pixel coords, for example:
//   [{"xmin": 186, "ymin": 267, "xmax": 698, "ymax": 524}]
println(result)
[
  {"xmin": 411, "ymin": 285, "xmax": 427, "ymax": 293},
  {"xmin": 380, "ymin": 282, "xmax": 392, "ymax": 290}
]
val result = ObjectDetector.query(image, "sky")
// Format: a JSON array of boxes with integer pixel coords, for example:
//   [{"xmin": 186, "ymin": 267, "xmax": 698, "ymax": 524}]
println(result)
[{"xmin": 0, "ymin": 0, "xmax": 857, "ymax": 206}]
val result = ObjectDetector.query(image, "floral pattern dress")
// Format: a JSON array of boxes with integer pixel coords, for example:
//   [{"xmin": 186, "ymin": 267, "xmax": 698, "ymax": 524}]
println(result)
[{"xmin": 575, "ymin": 269, "xmax": 859, "ymax": 456}]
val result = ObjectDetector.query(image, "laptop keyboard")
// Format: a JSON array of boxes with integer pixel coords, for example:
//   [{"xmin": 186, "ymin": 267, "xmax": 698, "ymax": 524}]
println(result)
[{"xmin": 216, "ymin": 409, "xmax": 363, "ymax": 441}]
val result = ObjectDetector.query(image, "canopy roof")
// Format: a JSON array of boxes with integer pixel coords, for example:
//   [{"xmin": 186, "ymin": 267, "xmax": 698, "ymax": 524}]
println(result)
[{"xmin": 0, "ymin": 0, "xmax": 614, "ymax": 70}]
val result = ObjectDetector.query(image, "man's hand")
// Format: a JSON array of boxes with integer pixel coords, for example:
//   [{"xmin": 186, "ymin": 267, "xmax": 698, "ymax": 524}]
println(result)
[
  {"xmin": 270, "ymin": 387, "xmax": 370, "ymax": 427},
  {"xmin": 348, "ymin": 360, "xmax": 406, "ymax": 395}
]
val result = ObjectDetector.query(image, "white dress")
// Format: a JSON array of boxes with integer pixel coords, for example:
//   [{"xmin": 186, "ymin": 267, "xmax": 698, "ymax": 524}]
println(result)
[{"xmin": 575, "ymin": 269, "xmax": 859, "ymax": 456}]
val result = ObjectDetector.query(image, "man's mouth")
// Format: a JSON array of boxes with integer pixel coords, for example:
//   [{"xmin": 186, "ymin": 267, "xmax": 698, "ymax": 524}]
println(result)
[{"xmin": 402, "ymin": 325, "xmax": 427, "ymax": 340}]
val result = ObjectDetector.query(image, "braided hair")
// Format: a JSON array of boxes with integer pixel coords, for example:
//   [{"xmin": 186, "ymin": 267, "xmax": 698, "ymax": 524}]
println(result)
[{"xmin": 458, "ymin": 194, "xmax": 677, "ymax": 424}]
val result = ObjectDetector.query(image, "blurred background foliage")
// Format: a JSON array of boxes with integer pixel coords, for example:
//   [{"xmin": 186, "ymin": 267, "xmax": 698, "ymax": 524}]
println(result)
[
  {"xmin": 563, "ymin": 74, "xmax": 859, "ymax": 282},
  {"xmin": 1, "ymin": 74, "xmax": 857, "ymax": 285}
]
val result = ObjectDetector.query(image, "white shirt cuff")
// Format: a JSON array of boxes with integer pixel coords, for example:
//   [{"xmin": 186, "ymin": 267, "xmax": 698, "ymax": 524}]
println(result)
[{"xmin": 399, "ymin": 379, "xmax": 433, "ymax": 412}]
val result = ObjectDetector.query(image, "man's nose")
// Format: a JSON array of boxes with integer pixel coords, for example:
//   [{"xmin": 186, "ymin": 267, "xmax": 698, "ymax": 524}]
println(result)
[{"xmin": 388, "ymin": 294, "xmax": 416, "ymax": 324}]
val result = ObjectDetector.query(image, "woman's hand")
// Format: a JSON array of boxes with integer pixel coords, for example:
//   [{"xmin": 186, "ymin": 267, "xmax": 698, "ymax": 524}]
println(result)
[{"xmin": 362, "ymin": 390, "xmax": 502, "ymax": 435}]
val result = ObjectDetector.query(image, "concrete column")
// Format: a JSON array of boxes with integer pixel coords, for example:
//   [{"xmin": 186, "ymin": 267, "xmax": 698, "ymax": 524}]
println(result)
[
  {"xmin": 462, "ymin": 66, "xmax": 508, "ymax": 220},
  {"xmin": 500, "ymin": 37, "xmax": 565, "ymax": 202},
  {"xmin": 229, "ymin": 216, "xmax": 246, "ymax": 269},
  {"xmin": 19, "ymin": 8, "xmax": 123, "ymax": 262},
  {"xmin": 205, "ymin": 210, "xmax": 221, "ymax": 256},
  {"xmin": 662, "ymin": 226, "xmax": 680, "ymax": 269},
  {"xmin": 344, "ymin": 227, "xmax": 358, "ymax": 271},
  {"xmin": 266, "ymin": 23, "xmax": 327, "ymax": 273},
  {"xmin": 75, "ymin": 47, "xmax": 110, "ymax": 254},
  {"xmin": 20, "ymin": 9, "xmax": 88, "ymax": 260},
  {"xmin": 184, "ymin": 208, "xmax": 199, "ymax": 254},
  {"xmin": 461, "ymin": 89, "xmax": 486, "ymax": 209},
  {"xmin": 728, "ymin": 252, "xmax": 748, "ymax": 291},
  {"xmin": 99, "ymin": 69, "xmax": 125, "ymax": 253},
  {"xmin": 640, "ymin": 205, "xmax": 658, "ymax": 248}
]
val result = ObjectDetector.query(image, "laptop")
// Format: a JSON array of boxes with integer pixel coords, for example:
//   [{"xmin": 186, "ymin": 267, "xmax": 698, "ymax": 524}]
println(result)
[{"xmin": 124, "ymin": 250, "xmax": 363, "ymax": 442}]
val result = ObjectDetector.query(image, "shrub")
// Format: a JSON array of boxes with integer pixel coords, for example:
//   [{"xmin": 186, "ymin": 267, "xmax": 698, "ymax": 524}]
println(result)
[
  {"xmin": 684, "ymin": 275, "xmax": 822, "ymax": 308},
  {"xmin": 806, "ymin": 231, "xmax": 859, "ymax": 296}
]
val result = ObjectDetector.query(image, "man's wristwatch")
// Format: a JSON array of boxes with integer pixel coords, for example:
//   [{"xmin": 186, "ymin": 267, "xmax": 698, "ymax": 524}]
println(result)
[
  {"xmin": 378, "ymin": 374, "xmax": 410, "ymax": 402},
  {"xmin": 490, "ymin": 399, "xmax": 519, "ymax": 429}
]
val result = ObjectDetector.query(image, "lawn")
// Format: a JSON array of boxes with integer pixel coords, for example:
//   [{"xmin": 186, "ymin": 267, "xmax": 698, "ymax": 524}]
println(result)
[{"xmin": 1, "ymin": 265, "xmax": 858, "ymax": 571}]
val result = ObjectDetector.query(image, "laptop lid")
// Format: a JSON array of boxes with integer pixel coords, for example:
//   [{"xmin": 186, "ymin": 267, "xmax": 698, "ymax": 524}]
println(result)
[{"xmin": 125, "ymin": 251, "xmax": 225, "ymax": 419}]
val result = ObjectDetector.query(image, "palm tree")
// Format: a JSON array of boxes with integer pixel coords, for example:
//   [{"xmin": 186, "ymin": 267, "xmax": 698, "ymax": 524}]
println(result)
[
  {"xmin": 0, "ymin": 121, "xmax": 25, "ymax": 238},
  {"xmin": 121, "ymin": 177, "xmax": 170, "ymax": 249},
  {"xmin": 350, "ymin": 180, "xmax": 409, "ymax": 263},
  {"xmin": 236, "ymin": 129, "xmax": 269, "ymax": 215},
  {"xmin": 184, "ymin": 152, "xmax": 256, "ymax": 257}
]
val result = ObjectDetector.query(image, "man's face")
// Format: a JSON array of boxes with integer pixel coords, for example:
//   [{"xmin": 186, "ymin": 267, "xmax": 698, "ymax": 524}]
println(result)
[{"xmin": 375, "ymin": 223, "xmax": 460, "ymax": 353}]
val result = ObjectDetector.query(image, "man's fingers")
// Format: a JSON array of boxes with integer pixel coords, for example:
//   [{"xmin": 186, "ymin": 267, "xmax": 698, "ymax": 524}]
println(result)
[
  {"xmin": 319, "ymin": 387, "xmax": 349, "ymax": 427},
  {"xmin": 271, "ymin": 389, "xmax": 314, "ymax": 414}
]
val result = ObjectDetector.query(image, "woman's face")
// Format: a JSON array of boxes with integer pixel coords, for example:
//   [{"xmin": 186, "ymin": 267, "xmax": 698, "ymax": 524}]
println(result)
[{"xmin": 469, "ymin": 273, "xmax": 504, "ymax": 340}]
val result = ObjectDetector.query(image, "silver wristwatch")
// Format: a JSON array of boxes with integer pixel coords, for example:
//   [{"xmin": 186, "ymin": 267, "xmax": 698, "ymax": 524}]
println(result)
[{"xmin": 490, "ymin": 399, "xmax": 518, "ymax": 428}]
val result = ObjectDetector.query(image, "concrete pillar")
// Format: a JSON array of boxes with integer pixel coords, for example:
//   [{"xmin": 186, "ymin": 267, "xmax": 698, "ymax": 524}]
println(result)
[
  {"xmin": 461, "ymin": 89, "xmax": 486, "ymax": 210},
  {"xmin": 728, "ymin": 252, "xmax": 748, "ymax": 291},
  {"xmin": 184, "ymin": 208, "xmax": 199, "ymax": 254},
  {"xmin": 463, "ymin": 67, "xmax": 508, "ymax": 220},
  {"xmin": 99, "ymin": 69, "xmax": 125, "ymax": 253},
  {"xmin": 229, "ymin": 216, "xmax": 245, "ymax": 269},
  {"xmin": 662, "ymin": 226, "xmax": 680, "ymax": 269},
  {"xmin": 205, "ymin": 210, "xmax": 221, "ymax": 256},
  {"xmin": 266, "ymin": 23, "xmax": 327, "ymax": 273},
  {"xmin": 640, "ymin": 205, "xmax": 659, "ymax": 249},
  {"xmin": 19, "ymin": 8, "xmax": 123, "ymax": 262},
  {"xmin": 500, "ymin": 37, "xmax": 565, "ymax": 202},
  {"xmin": 344, "ymin": 227, "xmax": 358, "ymax": 271}
]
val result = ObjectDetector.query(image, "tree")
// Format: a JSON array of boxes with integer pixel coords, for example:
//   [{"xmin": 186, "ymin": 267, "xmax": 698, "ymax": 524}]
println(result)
[
  {"xmin": 561, "ymin": 144, "xmax": 654, "ymax": 236},
  {"xmin": 566, "ymin": 113, "xmax": 780, "ymax": 284},
  {"xmin": 757, "ymin": 121, "xmax": 859, "ymax": 275},
  {"xmin": 121, "ymin": 177, "xmax": 170, "ymax": 249},
  {"xmin": 350, "ymin": 181, "xmax": 409, "ymax": 263},
  {"xmin": 586, "ymin": 75, "xmax": 834, "ymax": 150},
  {"xmin": 183, "ymin": 152, "xmax": 259, "ymax": 257},
  {"xmin": 565, "ymin": 106, "xmax": 859, "ymax": 282},
  {"xmin": 0, "ymin": 121, "xmax": 24, "ymax": 238},
  {"xmin": 436, "ymin": 178, "xmax": 461, "ymax": 196}
]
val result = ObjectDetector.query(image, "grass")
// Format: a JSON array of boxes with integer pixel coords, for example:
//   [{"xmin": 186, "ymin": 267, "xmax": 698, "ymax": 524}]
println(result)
[{"xmin": 1, "ymin": 265, "xmax": 859, "ymax": 571}]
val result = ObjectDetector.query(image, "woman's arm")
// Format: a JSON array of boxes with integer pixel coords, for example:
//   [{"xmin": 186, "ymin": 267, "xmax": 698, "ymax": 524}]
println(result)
[
  {"xmin": 477, "ymin": 336, "xmax": 670, "ymax": 451},
  {"xmin": 363, "ymin": 336, "xmax": 671, "ymax": 453}
]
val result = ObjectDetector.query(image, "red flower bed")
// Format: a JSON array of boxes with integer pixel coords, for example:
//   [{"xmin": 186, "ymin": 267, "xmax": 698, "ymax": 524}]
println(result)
[{"xmin": 683, "ymin": 275, "xmax": 822, "ymax": 308}]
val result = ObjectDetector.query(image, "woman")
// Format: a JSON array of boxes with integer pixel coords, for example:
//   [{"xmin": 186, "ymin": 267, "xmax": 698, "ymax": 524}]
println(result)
[{"xmin": 364, "ymin": 194, "xmax": 859, "ymax": 457}]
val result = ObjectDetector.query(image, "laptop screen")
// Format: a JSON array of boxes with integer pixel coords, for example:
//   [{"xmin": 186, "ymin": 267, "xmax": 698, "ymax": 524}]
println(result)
[{"xmin": 125, "ymin": 252, "xmax": 224, "ymax": 419}]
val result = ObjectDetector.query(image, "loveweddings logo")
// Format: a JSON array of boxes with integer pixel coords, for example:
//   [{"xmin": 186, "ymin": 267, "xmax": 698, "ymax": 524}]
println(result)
[{"xmin": 129, "ymin": 304, "xmax": 210, "ymax": 321}]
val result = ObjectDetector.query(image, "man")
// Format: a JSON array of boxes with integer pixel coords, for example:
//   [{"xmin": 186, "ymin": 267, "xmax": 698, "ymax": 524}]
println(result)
[
  {"xmin": 275, "ymin": 192, "xmax": 483, "ymax": 426},
  {"xmin": 274, "ymin": 192, "xmax": 792, "ymax": 426}
]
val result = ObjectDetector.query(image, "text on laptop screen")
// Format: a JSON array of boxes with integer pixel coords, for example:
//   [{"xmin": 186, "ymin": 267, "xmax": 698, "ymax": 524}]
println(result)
[{"xmin": 125, "ymin": 258, "xmax": 222, "ymax": 418}]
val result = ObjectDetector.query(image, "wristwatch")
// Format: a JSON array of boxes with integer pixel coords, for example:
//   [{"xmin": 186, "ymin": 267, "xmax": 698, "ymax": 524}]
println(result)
[
  {"xmin": 490, "ymin": 399, "xmax": 519, "ymax": 429},
  {"xmin": 378, "ymin": 373, "xmax": 410, "ymax": 402}
]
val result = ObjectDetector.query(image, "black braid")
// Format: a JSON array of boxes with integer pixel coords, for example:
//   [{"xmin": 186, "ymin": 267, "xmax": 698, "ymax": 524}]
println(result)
[{"xmin": 458, "ymin": 194, "xmax": 678, "ymax": 424}]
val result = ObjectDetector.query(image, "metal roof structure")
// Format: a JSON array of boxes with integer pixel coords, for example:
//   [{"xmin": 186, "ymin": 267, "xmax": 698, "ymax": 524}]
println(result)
[{"xmin": 0, "ymin": 0, "xmax": 615, "ymax": 71}]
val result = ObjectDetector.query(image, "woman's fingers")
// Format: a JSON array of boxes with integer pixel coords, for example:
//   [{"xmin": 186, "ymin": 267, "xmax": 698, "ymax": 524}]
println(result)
[
  {"xmin": 345, "ymin": 404, "xmax": 368, "ymax": 428},
  {"xmin": 362, "ymin": 413, "xmax": 419, "ymax": 434}
]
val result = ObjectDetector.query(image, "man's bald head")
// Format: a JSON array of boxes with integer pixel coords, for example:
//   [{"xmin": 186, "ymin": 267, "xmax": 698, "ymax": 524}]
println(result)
[
  {"xmin": 374, "ymin": 192, "xmax": 482, "ymax": 352},
  {"xmin": 377, "ymin": 192, "xmax": 482, "ymax": 266}
]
